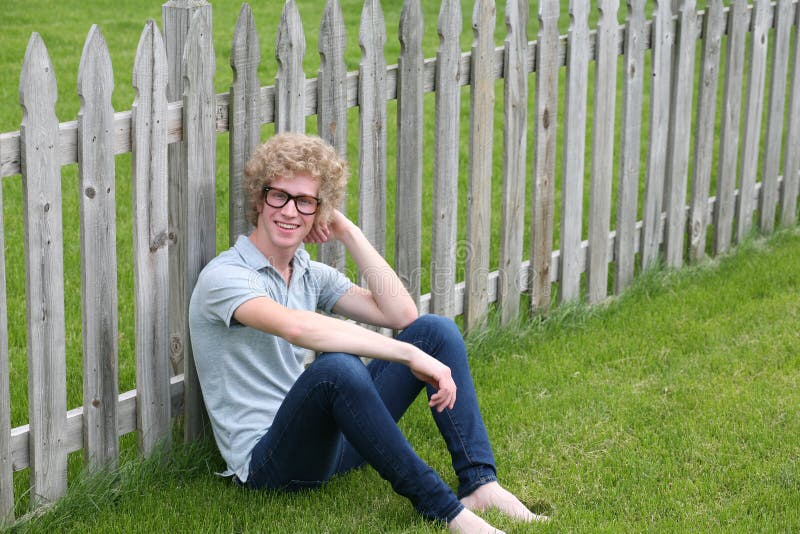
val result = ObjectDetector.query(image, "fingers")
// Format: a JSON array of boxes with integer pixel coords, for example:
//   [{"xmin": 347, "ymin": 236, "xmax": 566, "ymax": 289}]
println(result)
[{"xmin": 428, "ymin": 379, "xmax": 457, "ymax": 412}]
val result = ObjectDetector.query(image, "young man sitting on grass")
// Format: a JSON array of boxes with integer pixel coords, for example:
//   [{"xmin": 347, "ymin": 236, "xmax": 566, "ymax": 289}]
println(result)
[{"xmin": 189, "ymin": 133, "xmax": 548, "ymax": 532}]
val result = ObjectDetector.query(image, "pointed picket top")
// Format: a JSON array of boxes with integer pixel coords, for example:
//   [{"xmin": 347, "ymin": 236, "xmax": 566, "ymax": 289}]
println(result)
[
  {"xmin": 275, "ymin": 0, "xmax": 306, "ymax": 133},
  {"xmin": 399, "ymin": 0, "xmax": 423, "ymax": 50},
  {"xmin": 231, "ymin": 3, "xmax": 260, "ymax": 79},
  {"xmin": 318, "ymin": 0, "xmax": 347, "ymax": 154},
  {"xmin": 78, "ymin": 25, "xmax": 113, "ymax": 105},
  {"xmin": 437, "ymin": 0, "xmax": 461, "ymax": 44},
  {"xmin": 20, "ymin": 33, "xmax": 58, "ymax": 123},
  {"xmin": 359, "ymin": 0, "xmax": 387, "ymax": 62},
  {"xmin": 229, "ymin": 3, "xmax": 261, "ymax": 244},
  {"xmin": 133, "ymin": 19, "xmax": 168, "ymax": 102},
  {"xmin": 184, "ymin": 7, "xmax": 215, "ymax": 92},
  {"xmin": 319, "ymin": 0, "xmax": 346, "ymax": 84}
]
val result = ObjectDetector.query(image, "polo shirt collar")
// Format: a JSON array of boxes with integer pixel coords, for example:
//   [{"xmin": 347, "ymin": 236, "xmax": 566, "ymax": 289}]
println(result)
[{"xmin": 233, "ymin": 235, "xmax": 311, "ymax": 274}]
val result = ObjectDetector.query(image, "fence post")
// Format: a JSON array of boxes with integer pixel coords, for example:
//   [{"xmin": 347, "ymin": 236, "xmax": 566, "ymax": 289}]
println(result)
[
  {"xmin": 497, "ymin": 0, "xmax": 528, "ymax": 324},
  {"xmin": 0, "ymin": 130, "xmax": 12, "ymax": 522},
  {"xmin": 614, "ymin": 0, "xmax": 646, "ymax": 293},
  {"xmin": 229, "ymin": 3, "xmax": 261, "ymax": 245},
  {"xmin": 77, "ymin": 25, "xmax": 120, "ymax": 469},
  {"xmin": 780, "ymin": 0, "xmax": 800, "ymax": 228},
  {"xmin": 162, "ymin": 0, "xmax": 211, "ymax": 382},
  {"xmin": 358, "ymin": 0, "xmax": 388, "ymax": 261},
  {"xmin": 587, "ymin": 0, "xmax": 618, "ymax": 303},
  {"xmin": 132, "ymin": 20, "xmax": 171, "ymax": 456},
  {"xmin": 318, "ymin": 0, "xmax": 348, "ymax": 271},
  {"xmin": 276, "ymin": 0, "xmax": 306, "ymax": 134},
  {"xmin": 530, "ymin": 0, "xmax": 559, "ymax": 313},
  {"xmin": 464, "ymin": 0, "xmax": 495, "ymax": 330},
  {"xmin": 19, "ymin": 33, "xmax": 69, "ymax": 506},
  {"xmin": 431, "ymin": 0, "xmax": 461, "ymax": 318}
]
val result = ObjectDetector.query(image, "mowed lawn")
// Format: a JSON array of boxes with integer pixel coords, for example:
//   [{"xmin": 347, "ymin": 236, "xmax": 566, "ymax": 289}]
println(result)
[{"xmin": 8, "ymin": 228, "xmax": 800, "ymax": 533}]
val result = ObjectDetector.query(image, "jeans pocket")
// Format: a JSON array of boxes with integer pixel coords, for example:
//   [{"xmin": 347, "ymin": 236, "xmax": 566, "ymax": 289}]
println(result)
[{"xmin": 281, "ymin": 479, "xmax": 324, "ymax": 492}]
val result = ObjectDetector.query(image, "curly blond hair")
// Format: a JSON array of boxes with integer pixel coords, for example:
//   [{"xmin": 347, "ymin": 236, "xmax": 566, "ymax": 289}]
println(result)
[{"xmin": 244, "ymin": 133, "xmax": 348, "ymax": 226}]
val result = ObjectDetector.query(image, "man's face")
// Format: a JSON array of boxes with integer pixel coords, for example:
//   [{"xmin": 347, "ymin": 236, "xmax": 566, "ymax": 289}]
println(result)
[{"xmin": 256, "ymin": 172, "xmax": 320, "ymax": 253}]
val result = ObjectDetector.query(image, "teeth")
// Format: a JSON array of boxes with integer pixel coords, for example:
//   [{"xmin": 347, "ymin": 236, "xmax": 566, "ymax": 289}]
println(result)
[{"xmin": 276, "ymin": 222, "xmax": 299, "ymax": 230}]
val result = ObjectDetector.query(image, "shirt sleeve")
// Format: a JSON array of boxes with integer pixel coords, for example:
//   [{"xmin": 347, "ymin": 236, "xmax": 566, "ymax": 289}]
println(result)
[
  {"xmin": 194, "ymin": 262, "xmax": 273, "ymax": 327},
  {"xmin": 309, "ymin": 261, "xmax": 354, "ymax": 314}
]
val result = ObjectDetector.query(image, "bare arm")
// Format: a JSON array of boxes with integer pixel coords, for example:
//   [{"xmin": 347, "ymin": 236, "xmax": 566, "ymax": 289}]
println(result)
[
  {"xmin": 233, "ymin": 296, "xmax": 455, "ymax": 411},
  {"xmin": 304, "ymin": 210, "xmax": 418, "ymax": 330}
]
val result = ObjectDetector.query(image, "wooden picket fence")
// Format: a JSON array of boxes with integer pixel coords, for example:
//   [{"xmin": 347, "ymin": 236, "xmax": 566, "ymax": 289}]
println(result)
[{"xmin": 2, "ymin": 0, "xmax": 800, "ymax": 521}]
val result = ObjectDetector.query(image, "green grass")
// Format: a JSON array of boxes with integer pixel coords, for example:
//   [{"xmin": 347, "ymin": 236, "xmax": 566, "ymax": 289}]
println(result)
[{"xmin": 6, "ymin": 227, "xmax": 800, "ymax": 532}]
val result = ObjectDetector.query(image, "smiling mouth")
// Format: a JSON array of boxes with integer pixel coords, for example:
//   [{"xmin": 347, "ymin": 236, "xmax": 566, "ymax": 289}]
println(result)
[{"xmin": 275, "ymin": 221, "xmax": 300, "ymax": 230}]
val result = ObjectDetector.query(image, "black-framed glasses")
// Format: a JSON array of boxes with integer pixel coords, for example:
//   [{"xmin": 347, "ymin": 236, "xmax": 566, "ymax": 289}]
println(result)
[{"xmin": 263, "ymin": 186, "xmax": 321, "ymax": 215}]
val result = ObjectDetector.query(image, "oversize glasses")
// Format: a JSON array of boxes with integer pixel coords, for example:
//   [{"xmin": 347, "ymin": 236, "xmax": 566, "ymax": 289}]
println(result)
[{"xmin": 263, "ymin": 186, "xmax": 321, "ymax": 215}]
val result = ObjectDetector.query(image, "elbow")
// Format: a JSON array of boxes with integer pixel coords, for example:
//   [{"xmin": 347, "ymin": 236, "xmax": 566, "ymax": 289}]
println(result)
[{"xmin": 392, "ymin": 304, "xmax": 419, "ymax": 331}]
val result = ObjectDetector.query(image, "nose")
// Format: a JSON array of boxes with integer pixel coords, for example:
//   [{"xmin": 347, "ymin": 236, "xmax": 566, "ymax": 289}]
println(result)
[{"xmin": 280, "ymin": 198, "xmax": 299, "ymax": 216}]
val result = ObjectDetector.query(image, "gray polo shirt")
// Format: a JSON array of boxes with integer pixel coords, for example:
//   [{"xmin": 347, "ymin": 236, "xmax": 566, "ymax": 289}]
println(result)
[{"xmin": 188, "ymin": 235, "xmax": 353, "ymax": 481}]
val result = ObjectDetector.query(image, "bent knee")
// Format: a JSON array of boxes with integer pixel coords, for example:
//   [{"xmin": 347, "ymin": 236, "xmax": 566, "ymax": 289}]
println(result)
[{"xmin": 310, "ymin": 352, "xmax": 370, "ymax": 383}]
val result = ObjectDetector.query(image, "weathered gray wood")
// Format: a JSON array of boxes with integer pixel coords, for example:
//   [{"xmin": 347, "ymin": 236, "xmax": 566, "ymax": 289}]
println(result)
[
  {"xmin": 530, "ymin": 0, "xmax": 559, "ymax": 312},
  {"xmin": 464, "ymin": 0, "xmax": 495, "ymax": 330},
  {"xmin": 10, "ymin": 375, "xmax": 185, "ymax": 473},
  {"xmin": 688, "ymin": 0, "xmax": 723, "ymax": 262},
  {"xmin": 318, "ymin": 0, "xmax": 348, "ymax": 271},
  {"xmin": 276, "ymin": 0, "xmax": 306, "ymax": 133},
  {"xmin": 587, "ymin": 0, "xmax": 619, "ymax": 303},
  {"xmin": 183, "ymin": 10, "xmax": 216, "ymax": 443},
  {"xmin": 713, "ymin": 0, "xmax": 747, "ymax": 254},
  {"xmin": 642, "ymin": 0, "xmax": 674, "ymax": 268},
  {"xmin": 780, "ymin": 0, "xmax": 800, "ymax": 227},
  {"xmin": 229, "ymin": 3, "xmax": 261, "ymax": 244},
  {"xmin": 614, "ymin": 0, "xmax": 645, "ymax": 294},
  {"xmin": 77, "ymin": 25, "xmax": 119, "ymax": 470},
  {"xmin": 163, "ymin": 0, "xmax": 210, "ymax": 380},
  {"xmin": 558, "ymin": 0, "xmax": 590, "ymax": 304},
  {"xmin": 19, "ymin": 33, "xmax": 68, "ymax": 506},
  {"xmin": 497, "ymin": 0, "xmax": 528, "ymax": 324},
  {"xmin": 131, "ymin": 20, "xmax": 171, "ymax": 457},
  {"xmin": 663, "ymin": 0, "xmax": 697, "ymax": 269},
  {"xmin": 0, "ymin": 128, "xmax": 12, "ymax": 522},
  {"xmin": 431, "ymin": 0, "xmax": 461, "ymax": 317},
  {"xmin": 759, "ymin": 0, "xmax": 793, "ymax": 233},
  {"xmin": 396, "ymin": 0, "xmax": 424, "ymax": 305},
  {"xmin": 358, "ymin": 0, "xmax": 388, "ymax": 263},
  {"xmin": 737, "ymin": 0, "xmax": 770, "ymax": 242}
]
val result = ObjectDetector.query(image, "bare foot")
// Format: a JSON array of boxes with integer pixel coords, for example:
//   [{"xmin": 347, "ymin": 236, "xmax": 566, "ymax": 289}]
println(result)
[
  {"xmin": 460, "ymin": 481, "xmax": 550, "ymax": 523},
  {"xmin": 448, "ymin": 508, "xmax": 505, "ymax": 534}
]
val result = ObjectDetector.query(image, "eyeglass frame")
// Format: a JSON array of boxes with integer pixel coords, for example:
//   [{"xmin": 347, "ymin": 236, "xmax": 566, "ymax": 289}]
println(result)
[{"xmin": 262, "ymin": 186, "xmax": 321, "ymax": 215}]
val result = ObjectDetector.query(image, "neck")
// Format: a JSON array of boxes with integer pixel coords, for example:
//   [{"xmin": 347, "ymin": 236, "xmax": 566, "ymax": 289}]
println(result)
[{"xmin": 247, "ymin": 231, "xmax": 297, "ymax": 274}]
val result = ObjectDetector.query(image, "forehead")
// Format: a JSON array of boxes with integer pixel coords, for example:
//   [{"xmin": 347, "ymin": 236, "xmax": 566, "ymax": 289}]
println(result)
[{"xmin": 270, "ymin": 172, "xmax": 319, "ymax": 196}]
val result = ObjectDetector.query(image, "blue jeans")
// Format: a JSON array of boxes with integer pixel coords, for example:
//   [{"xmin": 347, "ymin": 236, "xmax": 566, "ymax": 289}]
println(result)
[{"xmin": 243, "ymin": 314, "xmax": 497, "ymax": 522}]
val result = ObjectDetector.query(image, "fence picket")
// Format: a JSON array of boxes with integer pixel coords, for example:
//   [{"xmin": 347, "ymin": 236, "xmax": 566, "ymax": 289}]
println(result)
[
  {"xmin": 587, "ymin": 0, "xmax": 619, "ymax": 303},
  {"xmin": 714, "ymin": 0, "xmax": 747, "ymax": 254},
  {"xmin": 780, "ymin": 0, "xmax": 800, "ymax": 227},
  {"xmin": 318, "ymin": 0, "xmax": 348, "ymax": 271},
  {"xmin": 131, "ymin": 20, "xmax": 171, "ymax": 456},
  {"xmin": 498, "ymin": 0, "xmax": 528, "ymax": 324},
  {"xmin": 614, "ymin": 0, "xmax": 645, "ymax": 293},
  {"xmin": 276, "ymin": 0, "xmax": 306, "ymax": 134},
  {"xmin": 759, "ymin": 0, "xmax": 793, "ymax": 233},
  {"xmin": 663, "ymin": 0, "xmax": 697, "ymax": 269},
  {"xmin": 396, "ymin": 0, "xmax": 424, "ymax": 305},
  {"xmin": 688, "ymin": 0, "xmax": 723, "ymax": 262},
  {"xmin": 163, "ymin": 0, "xmax": 211, "ymax": 380},
  {"xmin": 531, "ymin": 0, "xmax": 559, "ymax": 312},
  {"xmin": 642, "ymin": 0, "xmax": 674, "ymax": 269},
  {"xmin": 229, "ymin": 3, "xmax": 261, "ymax": 244},
  {"xmin": 358, "ymin": 0, "xmax": 388, "ymax": 260},
  {"xmin": 737, "ymin": 0, "xmax": 770, "ymax": 243},
  {"xmin": 431, "ymin": 0, "xmax": 461, "ymax": 317},
  {"xmin": 19, "ymin": 33, "xmax": 68, "ymax": 506},
  {"xmin": 77, "ymin": 25, "xmax": 119, "ymax": 469},
  {"xmin": 559, "ymin": 0, "xmax": 589, "ymax": 304},
  {"xmin": 0, "ymin": 135, "xmax": 12, "ymax": 522},
  {"xmin": 464, "ymin": 0, "xmax": 495, "ymax": 330},
  {"xmin": 183, "ymin": 9, "xmax": 216, "ymax": 442}
]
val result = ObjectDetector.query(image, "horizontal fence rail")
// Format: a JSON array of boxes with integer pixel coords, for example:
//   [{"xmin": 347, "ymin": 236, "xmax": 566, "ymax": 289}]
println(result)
[{"xmin": 1, "ymin": 0, "xmax": 800, "ymax": 522}]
